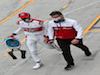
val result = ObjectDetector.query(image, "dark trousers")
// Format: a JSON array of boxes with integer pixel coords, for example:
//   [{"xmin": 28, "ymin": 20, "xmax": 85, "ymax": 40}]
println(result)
[{"xmin": 56, "ymin": 38, "xmax": 90, "ymax": 65}]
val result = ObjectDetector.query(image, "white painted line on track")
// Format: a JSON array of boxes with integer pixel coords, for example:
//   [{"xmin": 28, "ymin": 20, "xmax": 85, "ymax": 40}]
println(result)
[
  {"xmin": 4, "ymin": 56, "xmax": 31, "ymax": 75},
  {"xmin": 65, "ymin": 0, "xmax": 100, "ymax": 15}
]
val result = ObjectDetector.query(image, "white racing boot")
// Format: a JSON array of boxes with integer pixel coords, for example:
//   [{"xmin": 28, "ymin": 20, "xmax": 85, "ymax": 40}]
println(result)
[{"xmin": 33, "ymin": 62, "xmax": 43, "ymax": 70}]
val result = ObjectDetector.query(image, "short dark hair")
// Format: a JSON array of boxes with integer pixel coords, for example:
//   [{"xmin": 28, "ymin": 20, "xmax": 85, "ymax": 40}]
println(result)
[{"xmin": 50, "ymin": 11, "xmax": 62, "ymax": 16}]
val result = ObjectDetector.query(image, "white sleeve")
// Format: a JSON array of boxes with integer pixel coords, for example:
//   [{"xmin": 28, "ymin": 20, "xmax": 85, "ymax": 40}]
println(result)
[
  {"xmin": 48, "ymin": 22, "xmax": 54, "ymax": 40},
  {"xmin": 73, "ymin": 21, "xmax": 83, "ymax": 39},
  {"xmin": 13, "ymin": 27, "xmax": 24, "ymax": 35},
  {"xmin": 42, "ymin": 21, "xmax": 48, "ymax": 36},
  {"xmin": 42, "ymin": 21, "xmax": 48, "ymax": 30}
]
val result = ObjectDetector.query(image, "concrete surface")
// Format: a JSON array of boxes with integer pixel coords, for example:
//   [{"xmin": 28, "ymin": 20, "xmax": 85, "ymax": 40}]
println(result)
[{"xmin": 0, "ymin": 0, "xmax": 100, "ymax": 75}]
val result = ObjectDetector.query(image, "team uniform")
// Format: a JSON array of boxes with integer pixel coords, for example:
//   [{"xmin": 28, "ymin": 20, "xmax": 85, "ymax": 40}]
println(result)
[
  {"xmin": 48, "ymin": 18, "xmax": 83, "ymax": 39},
  {"xmin": 10, "ymin": 12, "xmax": 62, "ymax": 70},
  {"xmin": 13, "ymin": 18, "xmax": 56, "ymax": 69},
  {"xmin": 48, "ymin": 18, "xmax": 91, "ymax": 70}
]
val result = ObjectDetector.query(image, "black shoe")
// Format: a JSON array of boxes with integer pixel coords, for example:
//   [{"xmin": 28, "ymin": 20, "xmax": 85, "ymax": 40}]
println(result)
[
  {"xmin": 85, "ymin": 50, "xmax": 91, "ymax": 56},
  {"xmin": 20, "ymin": 50, "xmax": 26, "ymax": 59},
  {"xmin": 8, "ymin": 52, "xmax": 17, "ymax": 59},
  {"xmin": 65, "ymin": 64, "xmax": 75, "ymax": 70}
]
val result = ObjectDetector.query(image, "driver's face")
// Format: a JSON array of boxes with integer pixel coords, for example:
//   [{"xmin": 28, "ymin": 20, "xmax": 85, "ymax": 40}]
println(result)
[{"xmin": 21, "ymin": 17, "xmax": 30, "ymax": 22}]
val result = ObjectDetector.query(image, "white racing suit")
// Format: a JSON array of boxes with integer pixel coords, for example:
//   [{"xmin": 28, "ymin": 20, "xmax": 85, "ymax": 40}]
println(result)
[{"xmin": 13, "ymin": 18, "xmax": 54, "ymax": 63}]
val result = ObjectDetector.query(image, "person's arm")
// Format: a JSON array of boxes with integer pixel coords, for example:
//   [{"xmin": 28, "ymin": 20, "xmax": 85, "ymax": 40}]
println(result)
[
  {"xmin": 48, "ymin": 22, "xmax": 54, "ymax": 40},
  {"xmin": 47, "ymin": 22, "xmax": 55, "ymax": 45},
  {"xmin": 7, "ymin": 20, "xmax": 24, "ymax": 38},
  {"xmin": 42, "ymin": 21, "xmax": 49, "ymax": 43},
  {"xmin": 73, "ymin": 21, "xmax": 83, "ymax": 39},
  {"xmin": 7, "ymin": 27, "xmax": 24, "ymax": 38},
  {"xmin": 42, "ymin": 21, "xmax": 49, "ymax": 37},
  {"xmin": 71, "ymin": 21, "xmax": 83, "ymax": 44},
  {"xmin": 13, "ymin": 27, "xmax": 24, "ymax": 35}
]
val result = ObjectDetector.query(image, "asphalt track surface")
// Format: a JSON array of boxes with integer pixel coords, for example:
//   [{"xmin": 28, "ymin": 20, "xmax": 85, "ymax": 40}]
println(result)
[{"xmin": 0, "ymin": 0, "xmax": 100, "ymax": 75}]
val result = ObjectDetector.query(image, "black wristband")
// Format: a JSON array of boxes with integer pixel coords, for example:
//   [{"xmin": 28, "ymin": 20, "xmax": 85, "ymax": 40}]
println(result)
[
  {"xmin": 75, "ymin": 38, "xmax": 80, "ymax": 40},
  {"xmin": 12, "ymin": 33, "xmax": 17, "ymax": 35},
  {"xmin": 45, "ymin": 36, "xmax": 49, "ymax": 38},
  {"xmin": 50, "ymin": 39, "xmax": 54, "ymax": 40}
]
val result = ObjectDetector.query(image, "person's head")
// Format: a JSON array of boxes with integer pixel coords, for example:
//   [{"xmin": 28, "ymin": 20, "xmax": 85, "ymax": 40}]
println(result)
[
  {"xmin": 18, "ymin": 12, "xmax": 31, "ymax": 22},
  {"xmin": 50, "ymin": 11, "xmax": 65, "ymax": 23}
]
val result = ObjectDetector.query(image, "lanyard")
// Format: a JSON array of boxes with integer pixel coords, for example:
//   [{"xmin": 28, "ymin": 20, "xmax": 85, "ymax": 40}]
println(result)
[{"xmin": 56, "ymin": 22, "xmax": 61, "ymax": 33}]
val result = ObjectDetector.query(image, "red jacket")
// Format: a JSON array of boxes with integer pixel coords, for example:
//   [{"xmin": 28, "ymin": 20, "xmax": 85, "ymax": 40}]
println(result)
[{"xmin": 48, "ymin": 18, "xmax": 83, "ymax": 39}]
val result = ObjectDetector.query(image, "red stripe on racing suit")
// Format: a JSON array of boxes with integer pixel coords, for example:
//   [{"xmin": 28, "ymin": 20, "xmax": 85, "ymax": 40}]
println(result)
[{"xmin": 23, "ymin": 27, "xmax": 43, "ymax": 32}]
